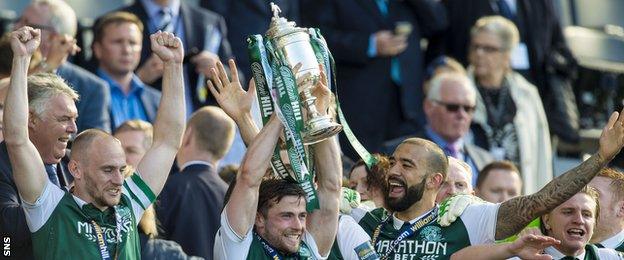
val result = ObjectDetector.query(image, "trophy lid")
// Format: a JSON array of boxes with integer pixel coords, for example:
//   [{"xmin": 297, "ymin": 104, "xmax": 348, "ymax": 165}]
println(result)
[{"xmin": 266, "ymin": 2, "xmax": 306, "ymax": 39}]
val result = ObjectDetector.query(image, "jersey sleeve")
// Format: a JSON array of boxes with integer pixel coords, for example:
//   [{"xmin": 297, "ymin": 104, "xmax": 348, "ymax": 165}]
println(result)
[
  {"xmin": 21, "ymin": 180, "xmax": 65, "ymax": 232},
  {"xmin": 459, "ymin": 202, "xmax": 501, "ymax": 245},
  {"xmin": 122, "ymin": 171, "xmax": 156, "ymax": 223},
  {"xmin": 213, "ymin": 209, "xmax": 253, "ymax": 260},
  {"xmin": 597, "ymin": 248, "xmax": 624, "ymax": 260},
  {"xmin": 336, "ymin": 215, "xmax": 378, "ymax": 260}
]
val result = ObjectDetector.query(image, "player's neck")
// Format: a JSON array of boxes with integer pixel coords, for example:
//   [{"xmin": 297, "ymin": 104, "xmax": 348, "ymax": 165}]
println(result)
[
  {"xmin": 554, "ymin": 244, "xmax": 585, "ymax": 258},
  {"xmin": 395, "ymin": 199, "xmax": 436, "ymax": 222},
  {"xmin": 72, "ymin": 188, "xmax": 109, "ymax": 211}
]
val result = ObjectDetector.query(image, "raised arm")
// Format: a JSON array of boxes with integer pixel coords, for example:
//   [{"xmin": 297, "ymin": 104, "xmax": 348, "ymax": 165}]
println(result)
[
  {"xmin": 137, "ymin": 31, "xmax": 186, "ymax": 196},
  {"xmin": 306, "ymin": 69, "xmax": 342, "ymax": 256},
  {"xmin": 4, "ymin": 27, "xmax": 47, "ymax": 203},
  {"xmin": 207, "ymin": 59, "xmax": 259, "ymax": 145},
  {"xmin": 495, "ymin": 109, "xmax": 624, "ymax": 239},
  {"xmin": 225, "ymin": 115, "xmax": 282, "ymax": 236}
]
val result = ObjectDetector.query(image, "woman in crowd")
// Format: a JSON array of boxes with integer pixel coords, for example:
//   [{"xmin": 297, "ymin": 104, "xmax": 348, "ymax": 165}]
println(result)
[{"xmin": 467, "ymin": 16, "xmax": 552, "ymax": 194}]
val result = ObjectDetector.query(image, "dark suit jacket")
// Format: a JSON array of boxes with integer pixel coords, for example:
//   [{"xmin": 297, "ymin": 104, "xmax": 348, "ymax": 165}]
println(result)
[
  {"xmin": 200, "ymin": 0, "xmax": 300, "ymax": 79},
  {"xmin": 0, "ymin": 142, "xmax": 71, "ymax": 260},
  {"xmin": 300, "ymin": 0, "xmax": 447, "ymax": 157},
  {"xmin": 118, "ymin": 1, "xmax": 234, "ymax": 110},
  {"xmin": 57, "ymin": 62, "xmax": 112, "ymax": 133},
  {"xmin": 156, "ymin": 163, "xmax": 227, "ymax": 259},
  {"xmin": 382, "ymin": 130, "xmax": 494, "ymax": 171}
]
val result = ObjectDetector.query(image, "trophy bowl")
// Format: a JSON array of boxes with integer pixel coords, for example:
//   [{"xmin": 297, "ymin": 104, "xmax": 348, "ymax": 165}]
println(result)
[{"xmin": 266, "ymin": 3, "xmax": 342, "ymax": 145}]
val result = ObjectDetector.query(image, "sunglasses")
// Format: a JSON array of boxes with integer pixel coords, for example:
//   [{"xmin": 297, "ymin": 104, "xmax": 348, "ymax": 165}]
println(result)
[{"xmin": 433, "ymin": 100, "xmax": 476, "ymax": 113}]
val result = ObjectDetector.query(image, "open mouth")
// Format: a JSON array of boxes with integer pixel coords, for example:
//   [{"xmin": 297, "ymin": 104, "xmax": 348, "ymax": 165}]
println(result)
[
  {"xmin": 107, "ymin": 188, "xmax": 121, "ymax": 197},
  {"xmin": 388, "ymin": 177, "xmax": 406, "ymax": 197},
  {"xmin": 566, "ymin": 228, "xmax": 586, "ymax": 239},
  {"xmin": 58, "ymin": 136, "xmax": 70, "ymax": 144}
]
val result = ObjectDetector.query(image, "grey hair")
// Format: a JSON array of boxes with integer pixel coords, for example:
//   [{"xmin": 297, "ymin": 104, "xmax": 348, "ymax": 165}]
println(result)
[
  {"xmin": 470, "ymin": 15, "xmax": 519, "ymax": 52},
  {"xmin": 34, "ymin": 0, "xmax": 77, "ymax": 36},
  {"xmin": 27, "ymin": 73, "xmax": 79, "ymax": 117},
  {"xmin": 426, "ymin": 72, "xmax": 476, "ymax": 103},
  {"xmin": 448, "ymin": 156, "xmax": 473, "ymax": 182}
]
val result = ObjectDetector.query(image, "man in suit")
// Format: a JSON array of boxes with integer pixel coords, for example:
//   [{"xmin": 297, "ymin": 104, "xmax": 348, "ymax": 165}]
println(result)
[
  {"xmin": 200, "ymin": 0, "xmax": 299, "ymax": 78},
  {"xmin": 92, "ymin": 12, "xmax": 162, "ymax": 130},
  {"xmin": 115, "ymin": 0, "xmax": 234, "ymax": 114},
  {"xmin": 300, "ymin": 0, "xmax": 447, "ymax": 160},
  {"xmin": 384, "ymin": 72, "xmax": 493, "ymax": 184},
  {"xmin": 157, "ymin": 106, "xmax": 235, "ymax": 259},
  {"xmin": 0, "ymin": 72, "xmax": 78, "ymax": 260},
  {"xmin": 14, "ymin": 0, "xmax": 111, "ymax": 133},
  {"xmin": 428, "ymin": 0, "xmax": 579, "ymax": 143}
]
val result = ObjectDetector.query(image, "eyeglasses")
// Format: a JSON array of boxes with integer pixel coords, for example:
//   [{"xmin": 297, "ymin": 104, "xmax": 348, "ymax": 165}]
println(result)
[
  {"xmin": 432, "ymin": 100, "xmax": 476, "ymax": 114},
  {"xmin": 469, "ymin": 43, "xmax": 503, "ymax": 54}
]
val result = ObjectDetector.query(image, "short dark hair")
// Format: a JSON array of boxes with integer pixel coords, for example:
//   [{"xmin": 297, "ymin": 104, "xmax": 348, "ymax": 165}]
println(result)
[
  {"xmin": 93, "ymin": 11, "xmax": 144, "ymax": 44},
  {"xmin": 257, "ymin": 179, "xmax": 306, "ymax": 217},
  {"xmin": 476, "ymin": 161, "xmax": 520, "ymax": 189}
]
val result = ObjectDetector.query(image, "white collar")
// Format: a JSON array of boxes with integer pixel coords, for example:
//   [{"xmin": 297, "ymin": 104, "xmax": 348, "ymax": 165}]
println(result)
[
  {"xmin": 179, "ymin": 160, "xmax": 213, "ymax": 172},
  {"xmin": 545, "ymin": 246, "xmax": 585, "ymax": 259},
  {"xmin": 72, "ymin": 194, "xmax": 89, "ymax": 209},
  {"xmin": 599, "ymin": 229, "xmax": 624, "ymax": 249},
  {"xmin": 391, "ymin": 206, "xmax": 437, "ymax": 230}
]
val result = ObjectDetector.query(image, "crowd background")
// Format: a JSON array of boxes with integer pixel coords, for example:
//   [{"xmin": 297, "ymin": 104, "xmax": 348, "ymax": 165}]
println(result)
[{"xmin": 0, "ymin": 0, "xmax": 624, "ymax": 259}]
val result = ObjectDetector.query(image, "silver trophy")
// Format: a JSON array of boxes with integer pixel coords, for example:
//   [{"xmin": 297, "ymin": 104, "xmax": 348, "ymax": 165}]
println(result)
[{"xmin": 265, "ymin": 3, "xmax": 342, "ymax": 145}]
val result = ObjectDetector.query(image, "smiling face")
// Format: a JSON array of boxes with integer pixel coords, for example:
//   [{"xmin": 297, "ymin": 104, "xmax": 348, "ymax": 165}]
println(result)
[
  {"xmin": 385, "ymin": 142, "xmax": 445, "ymax": 212},
  {"xmin": 72, "ymin": 136, "xmax": 127, "ymax": 210},
  {"xmin": 256, "ymin": 195, "xmax": 307, "ymax": 254},
  {"xmin": 543, "ymin": 193, "xmax": 597, "ymax": 256},
  {"xmin": 29, "ymin": 94, "xmax": 78, "ymax": 164}
]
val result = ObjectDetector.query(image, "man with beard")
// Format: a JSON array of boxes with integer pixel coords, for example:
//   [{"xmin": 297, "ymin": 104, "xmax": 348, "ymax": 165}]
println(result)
[
  {"xmin": 354, "ymin": 106, "xmax": 624, "ymax": 259},
  {"xmin": 589, "ymin": 168, "xmax": 624, "ymax": 251},
  {"xmin": 5, "ymin": 28, "xmax": 185, "ymax": 259}
]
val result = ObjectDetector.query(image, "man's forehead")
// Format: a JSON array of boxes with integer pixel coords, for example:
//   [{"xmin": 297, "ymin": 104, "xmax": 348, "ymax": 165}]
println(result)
[
  {"xmin": 271, "ymin": 196, "xmax": 307, "ymax": 212},
  {"xmin": 394, "ymin": 143, "xmax": 424, "ymax": 161}
]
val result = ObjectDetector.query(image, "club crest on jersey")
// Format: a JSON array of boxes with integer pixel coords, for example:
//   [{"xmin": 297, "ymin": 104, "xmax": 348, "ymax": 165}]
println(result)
[{"xmin": 420, "ymin": 226, "xmax": 443, "ymax": 243}]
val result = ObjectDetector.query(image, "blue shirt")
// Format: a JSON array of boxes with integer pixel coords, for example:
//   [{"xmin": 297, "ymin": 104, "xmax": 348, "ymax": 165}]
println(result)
[
  {"xmin": 97, "ymin": 69, "xmax": 149, "ymax": 129},
  {"xmin": 425, "ymin": 126, "xmax": 480, "ymax": 186}
]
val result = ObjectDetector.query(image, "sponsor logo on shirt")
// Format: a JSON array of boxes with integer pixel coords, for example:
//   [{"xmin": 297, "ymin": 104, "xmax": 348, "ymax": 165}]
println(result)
[{"xmin": 354, "ymin": 241, "xmax": 378, "ymax": 260}]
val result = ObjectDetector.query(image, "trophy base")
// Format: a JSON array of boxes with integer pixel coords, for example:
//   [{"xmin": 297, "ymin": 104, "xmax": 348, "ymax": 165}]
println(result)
[{"xmin": 302, "ymin": 116, "xmax": 343, "ymax": 145}]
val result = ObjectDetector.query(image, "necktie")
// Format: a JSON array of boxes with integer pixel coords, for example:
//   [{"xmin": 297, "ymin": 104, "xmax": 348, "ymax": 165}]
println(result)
[
  {"xmin": 445, "ymin": 144, "xmax": 460, "ymax": 159},
  {"xmin": 44, "ymin": 164, "xmax": 61, "ymax": 187},
  {"xmin": 158, "ymin": 8, "xmax": 174, "ymax": 32},
  {"xmin": 497, "ymin": 0, "xmax": 515, "ymax": 21},
  {"xmin": 373, "ymin": 0, "xmax": 402, "ymax": 85}
]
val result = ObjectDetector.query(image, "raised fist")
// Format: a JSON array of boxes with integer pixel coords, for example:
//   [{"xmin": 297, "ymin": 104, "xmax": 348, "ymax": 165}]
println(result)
[
  {"xmin": 150, "ymin": 31, "xmax": 184, "ymax": 64},
  {"xmin": 10, "ymin": 26, "xmax": 41, "ymax": 57}
]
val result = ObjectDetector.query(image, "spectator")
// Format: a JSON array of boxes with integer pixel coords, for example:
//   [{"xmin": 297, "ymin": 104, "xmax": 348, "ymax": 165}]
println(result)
[
  {"xmin": 14, "ymin": 0, "xmax": 111, "ymax": 132},
  {"xmin": 113, "ymin": 119, "xmax": 153, "ymax": 169},
  {"xmin": 199, "ymin": 0, "xmax": 299, "ymax": 79},
  {"xmin": 429, "ymin": 0, "xmax": 580, "ymax": 144},
  {"xmin": 422, "ymin": 55, "xmax": 466, "ymax": 96},
  {"xmin": 347, "ymin": 154, "xmax": 389, "ymax": 210},
  {"xmin": 436, "ymin": 156, "xmax": 474, "ymax": 203},
  {"xmin": 467, "ymin": 16, "xmax": 551, "ymax": 194},
  {"xmin": 92, "ymin": 12, "xmax": 162, "ymax": 130},
  {"xmin": 589, "ymin": 168, "xmax": 624, "ymax": 251},
  {"xmin": 5, "ymin": 28, "xmax": 185, "ymax": 259},
  {"xmin": 0, "ymin": 71, "xmax": 77, "ymax": 260},
  {"xmin": 300, "ymin": 0, "xmax": 448, "ymax": 159},
  {"xmin": 113, "ymin": 0, "xmax": 234, "ymax": 113},
  {"xmin": 475, "ymin": 160, "xmax": 522, "ymax": 203},
  {"xmin": 157, "ymin": 106, "xmax": 235, "ymax": 259},
  {"xmin": 383, "ymin": 72, "xmax": 493, "ymax": 183}
]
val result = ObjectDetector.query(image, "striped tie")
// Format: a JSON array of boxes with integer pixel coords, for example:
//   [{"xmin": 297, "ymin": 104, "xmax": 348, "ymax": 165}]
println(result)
[{"xmin": 158, "ymin": 8, "xmax": 174, "ymax": 32}]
